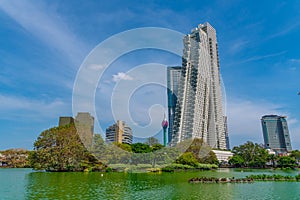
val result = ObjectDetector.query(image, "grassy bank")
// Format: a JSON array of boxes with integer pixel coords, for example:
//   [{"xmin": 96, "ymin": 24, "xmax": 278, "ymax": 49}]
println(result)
[{"xmin": 105, "ymin": 163, "xmax": 218, "ymax": 173}]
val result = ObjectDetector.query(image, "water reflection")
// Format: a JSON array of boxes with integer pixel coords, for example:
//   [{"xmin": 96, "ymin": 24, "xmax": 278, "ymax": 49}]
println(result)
[{"xmin": 24, "ymin": 169, "xmax": 300, "ymax": 200}]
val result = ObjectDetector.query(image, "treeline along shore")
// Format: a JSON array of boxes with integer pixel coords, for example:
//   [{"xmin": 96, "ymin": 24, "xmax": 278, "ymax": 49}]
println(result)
[{"xmin": 1, "ymin": 124, "xmax": 300, "ymax": 172}]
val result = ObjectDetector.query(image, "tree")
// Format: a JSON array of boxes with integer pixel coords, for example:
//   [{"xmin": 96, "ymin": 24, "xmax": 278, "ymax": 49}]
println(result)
[
  {"xmin": 29, "ymin": 124, "xmax": 104, "ymax": 171},
  {"xmin": 151, "ymin": 144, "xmax": 164, "ymax": 152},
  {"xmin": 91, "ymin": 134, "xmax": 105, "ymax": 154},
  {"xmin": 290, "ymin": 150, "xmax": 300, "ymax": 163},
  {"xmin": 176, "ymin": 152, "xmax": 198, "ymax": 167},
  {"xmin": 131, "ymin": 143, "xmax": 152, "ymax": 153},
  {"xmin": 0, "ymin": 149, "xmax": 30, "ymax": 168},
  {"xmin": 229, "ymin": 155, "xmax": 244, "ymax": 167},
  {"xmin": 277, "ymin": 156, "xmax": 297, "ymax": 169},
  {"xmin": 116, "ymin": 143, "xmax": 132, "ymax": 152},
  {"xmin": 231, "ymin": 141, "xmax": 269, "ymax": 168},
  {"xmin": 184, "ymin": 138, "xmax": 218, "ymax": 164},
  {"xmin": 268, "ymin": 154, "xmax": 277, "ymax": 168},
  {"xmin": 199, "ymin": 151, "xmax": 219, "ymax": 165},
  {"xmin": 145, "ymin": 137, "xmax": 160, "ymax": 146}
]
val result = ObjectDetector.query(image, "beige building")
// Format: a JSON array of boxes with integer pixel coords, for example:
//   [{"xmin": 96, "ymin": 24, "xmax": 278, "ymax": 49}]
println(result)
[
  {"xmin": 106, "ymin": 120, "xmax": 133, "ymax": 144},
  {"xmin": 75, "ymin": 112, "xmax": 94, "ymax": 150}
]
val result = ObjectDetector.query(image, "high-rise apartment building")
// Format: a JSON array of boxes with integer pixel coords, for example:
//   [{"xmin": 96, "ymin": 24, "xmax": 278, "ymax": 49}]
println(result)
[
  {"xmin": 261, "ymin": 115, "xmax": 292, "ymax": 154},
  {"xmin": 170, "ymin": 23, "xmax": 226, "ymax": 149},
  {"xmin": 75, "ymin": 112, "xmax": 94, "ymax": 149},
  {"xmin": 106, "ymin": 120, "xmax": 133, "ymax": 145},
  {"xmin": 167, "ymin": 66, "xmax": 182, "ymax": 144}
]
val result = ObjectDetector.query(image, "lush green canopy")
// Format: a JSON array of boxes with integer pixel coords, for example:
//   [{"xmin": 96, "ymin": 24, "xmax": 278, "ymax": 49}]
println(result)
[
  {"xmin": 229, "ymin": 141, "xmax": 269, "ymax": 168},
  {"xmin": 29, "ymin": 125, "xmax": 104, "ymax": 172}
]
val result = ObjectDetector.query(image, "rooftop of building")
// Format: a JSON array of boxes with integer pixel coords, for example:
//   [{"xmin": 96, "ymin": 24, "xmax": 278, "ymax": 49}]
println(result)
[{"xmin": 261, "ymin": 115, "xmax": 287, "ymax": 119}]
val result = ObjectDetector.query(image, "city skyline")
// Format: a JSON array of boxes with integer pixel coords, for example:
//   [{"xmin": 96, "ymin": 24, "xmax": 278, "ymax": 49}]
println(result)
[{"xmin": 0, "ymin": 1, "xmax": 300, "ymax": 150}]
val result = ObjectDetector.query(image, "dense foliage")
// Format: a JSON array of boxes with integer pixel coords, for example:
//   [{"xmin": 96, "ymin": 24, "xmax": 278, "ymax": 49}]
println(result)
[
  {"xmin": 0, "ymin": 149, "xmax": 30, "ymax": 168},
  {"xmin": 92, "ymin": 140, "xmax": 180, "ymax": 166},
  {"xmin": 277, "ymin": 156, "xmax": 297, "ymax": 169},
  {"xmin": 131, "ymin": 143, "xmax": 152, "ymax": 153},
  {"xmin": 91, "ymin": 137, "xmax": 217, "ymax": 169},
  {"xmin": 289, "ymin": 150, "xmax": 300, "ymax": 162},
  {"xmin": 229, "ymin": 141, "xmax": 269, "ymax": 168},
  {"xmin": 29, "ymin": 125, "xmax": 104, "ymax": 172},
  {"xmin": 162, "ymin": 163, "xmax": 218, "ymax": 172},
  {"xmin": 175, "ymin": 152, "xmax": 198, "ymax": 167},
  {"xmin": 184, "ymin": 138, "xmax": 219, "ymax": 165},
  {"xmin": 229, "ymin": 141, "xmax": 300, "ymax": 169},
  {"xmin": 245, "ymin": 174, "xmax": 298, "ymax": 181}
]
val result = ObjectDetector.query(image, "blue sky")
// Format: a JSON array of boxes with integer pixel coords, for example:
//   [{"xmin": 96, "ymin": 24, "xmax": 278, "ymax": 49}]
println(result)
[{"xmin": 0, "ymin": 0, "xmax": 300, "ymax": 150}]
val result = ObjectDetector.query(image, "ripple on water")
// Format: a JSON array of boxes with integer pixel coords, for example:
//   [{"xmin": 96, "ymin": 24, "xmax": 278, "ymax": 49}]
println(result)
[{"xmin": 1, "ymin": 169, "xmax": 300, "ymax": 200}]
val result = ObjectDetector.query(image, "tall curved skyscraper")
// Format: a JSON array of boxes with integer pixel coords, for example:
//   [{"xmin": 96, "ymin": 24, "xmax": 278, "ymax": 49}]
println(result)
[{"xmin": 170, "ymin": 23, "xmax": 226, "ymax": 149}]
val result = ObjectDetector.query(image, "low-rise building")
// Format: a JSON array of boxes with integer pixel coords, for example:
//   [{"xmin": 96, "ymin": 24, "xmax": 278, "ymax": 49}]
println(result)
[{"xmin": 212, "ymin": 150, "xmax": 233, "ymax": 163}]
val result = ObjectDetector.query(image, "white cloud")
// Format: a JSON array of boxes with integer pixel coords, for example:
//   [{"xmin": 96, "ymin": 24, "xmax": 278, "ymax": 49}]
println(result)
[
  {"xmin": 226, "ymin": 98, "xmax": 300, "ymax": 149},
  {"xmin": 0, "ymin": 94, "xmax": 69, "ymax": 121},
  {"xmin": 236, "ymin": 51, "xmax": 286, "ymax": 65},
  {"xmin": 228, "ymin": 39, "xmax": 249, "ymax": 54},
  {"xmin": 225, "ymin": 51, "xmax": 287, "ymax": 67},
  {"xmin": 226, "ymin": 98, "xmax": 285, "ymax": 145},
  {"xmin": 289, "ymin": 59, "xmax": 300, "ymax": 63},
  {"xmin": 89, "ymin": 64, "xmax": 105, "ymax": 70},
  {"xmin": 0, "ymin": 0, "xmax": 88, "ymax": 66},
  {"xmin": 112, "ymin": 72, "xmax": 133, "ymax": 82},
  {"xmin": 269, "ymin": 21, "xmax": 300, "ymax": 39}
]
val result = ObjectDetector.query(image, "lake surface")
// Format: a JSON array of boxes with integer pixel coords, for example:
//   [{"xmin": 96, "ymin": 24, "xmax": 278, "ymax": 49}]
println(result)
[{"xmin": 0, "ymin": 168, "xmax": 300, "ymax": 200}]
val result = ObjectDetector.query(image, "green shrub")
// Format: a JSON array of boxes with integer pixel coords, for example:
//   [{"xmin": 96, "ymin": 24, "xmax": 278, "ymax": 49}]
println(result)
[
  {"xmin": 161, "ymin": 163, "xmax": 194, "ymax": 172},
  {"xmin": 175, "ymin": 152, "xmax": 198, "ymax": 167},
  {"xmin": 105, "ymin": 167, "xmax": 112, "ymax": 172},
  {"xmin": 196, "ymin": 163, "xmax": 218, "ymax": 170},
  {"xmin": 295, "ymin": 174, "xmax": 300, "ymax": 181}
]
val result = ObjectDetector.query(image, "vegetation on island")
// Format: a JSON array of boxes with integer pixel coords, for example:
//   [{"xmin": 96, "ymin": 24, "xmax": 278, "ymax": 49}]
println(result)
[
  {"xmin": 189, "ymin": 176, "xmax": 254, "ymax": 183},
  {"xmin": 188, "ymin": 174, "xmax": 300, "ymax": 183},
  {"xmin": 245, "ymin": 174, "xmax": 300, "ymax": 181}
]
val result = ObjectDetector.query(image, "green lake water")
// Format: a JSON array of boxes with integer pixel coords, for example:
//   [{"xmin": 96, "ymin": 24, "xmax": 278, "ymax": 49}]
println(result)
[{"xmin": 0, "ymin": 168, "xmax": 300, "ymax": 200}]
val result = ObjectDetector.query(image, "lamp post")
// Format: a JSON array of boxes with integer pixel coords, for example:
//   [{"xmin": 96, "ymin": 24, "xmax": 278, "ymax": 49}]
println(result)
[{"xmin": 161, "ymin": 113, "xmax": 168, "ymax": 147}]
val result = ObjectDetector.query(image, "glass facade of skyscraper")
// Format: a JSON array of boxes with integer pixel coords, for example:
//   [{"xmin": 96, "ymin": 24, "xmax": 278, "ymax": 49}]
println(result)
[
  {"xmin": 261, "ymin": 115, "xmax": 292, "ymax": 154},
  {"xmin": 167, "ymin": 66, "xmax": 182, "ymax": 144}
]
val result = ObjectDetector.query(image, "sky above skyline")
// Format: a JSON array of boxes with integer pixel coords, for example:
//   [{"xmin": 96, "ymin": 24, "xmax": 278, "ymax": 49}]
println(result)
[{"xmin": 0, "ymin": 0, "xmax": 300, "ymax": 150}]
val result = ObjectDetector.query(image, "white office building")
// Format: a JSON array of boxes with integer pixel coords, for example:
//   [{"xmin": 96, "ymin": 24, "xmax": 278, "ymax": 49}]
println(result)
[{"xmin": 170, "ymin": 23, "xmax": 226, "ymax": 149}]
